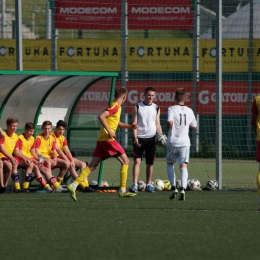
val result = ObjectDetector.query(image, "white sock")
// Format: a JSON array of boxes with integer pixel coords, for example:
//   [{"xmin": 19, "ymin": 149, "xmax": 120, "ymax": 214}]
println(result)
[
  {"xmin": 167, "ymin": 164, "xmax": 175, "ymax": 186},
  {"xmin": 71, "ymin": 183, "xmax": 77, "ymax": 190},
  {"xmin": 180, "ymin": 167, "xmax": 188, "ymax": 189},
  {"xmin": 119, "ymin": 189, "xmax": 126, "ymax": 193}
]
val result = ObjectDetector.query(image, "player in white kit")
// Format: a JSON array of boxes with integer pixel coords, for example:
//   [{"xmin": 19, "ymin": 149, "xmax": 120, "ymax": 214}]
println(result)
[{"xmin": 166, "ymin": 88, "xmax": 197, "ymax": 201}]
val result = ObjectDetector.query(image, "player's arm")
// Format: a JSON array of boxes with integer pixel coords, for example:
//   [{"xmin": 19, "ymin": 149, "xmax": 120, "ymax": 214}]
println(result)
[
  {"xmin": 0, "ymin": 127, "xmax": 5, "ymax": 138},
  {"xmin": 63, "ymin": 145, "xmax": 75, "ymax": 168},
  {"xmin": 51, "ymin": 140, "xmax": 57, "ymax": 160},
  {"xmin": 156, "ymin": 108, "xmax": 163, "ymax": 134},
  {"xmin": 132, "ymin": 105, "xmax": 141, "ymax": 147},
  {"xmin": 98, "ymin": 109, "xmax": 116, "ymax": 139},
  {"xmin": 118, "ymin": 122, "xmax": 137, "ymax": 130},
  {"xmin": 166, "ymin": 107, "xmax": 173, "ymax": 129}
]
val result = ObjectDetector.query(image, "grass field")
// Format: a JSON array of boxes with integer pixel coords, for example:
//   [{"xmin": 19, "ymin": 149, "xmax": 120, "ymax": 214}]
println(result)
[{"xmin": 0, "ymin": 190, "xmax": 259, "ymax": 260}]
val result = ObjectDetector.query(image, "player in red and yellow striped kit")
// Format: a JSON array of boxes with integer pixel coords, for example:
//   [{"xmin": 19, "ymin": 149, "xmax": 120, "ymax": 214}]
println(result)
[
  {"xmin": 0, "ymin": 117, "xmax": 21, "ymax": 192},
  {"xmin": 251, "ymin": 96, "xmax": 260, "ymax": 210},
  {"xmin": 14, "ymin": 122, "xmax": 63, "ymax": 193},
  {"xmin": 31, "ymin": 120, "xmax": 68, "ymax": 192},
  {"xmin": 52, "ymin": 120, "xmax": 96, "ymax": 192},
  {"xmin": 67, "ymin": 87, "xmax": 137, "ymax": 201}
]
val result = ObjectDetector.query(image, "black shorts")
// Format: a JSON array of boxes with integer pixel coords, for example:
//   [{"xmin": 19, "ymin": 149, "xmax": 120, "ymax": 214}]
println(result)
[{"xmin": 133, "ymin": 136, "xmax": 156, "ymax": 165}]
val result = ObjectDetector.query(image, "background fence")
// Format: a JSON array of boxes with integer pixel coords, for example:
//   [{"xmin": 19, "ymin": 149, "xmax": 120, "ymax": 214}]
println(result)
[{"xmin": 0, "ymin": 0, "xmax": 259, "ymax": 188}]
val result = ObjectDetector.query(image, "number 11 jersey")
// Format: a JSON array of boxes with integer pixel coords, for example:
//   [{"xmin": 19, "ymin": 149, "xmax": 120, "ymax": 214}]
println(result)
[{"xmin": 167, "ymin": 105, "xmax": 197, "ymax": 147}]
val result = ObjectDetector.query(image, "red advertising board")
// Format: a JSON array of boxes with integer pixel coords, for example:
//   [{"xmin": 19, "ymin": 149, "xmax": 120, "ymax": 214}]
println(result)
[
  {"xmin": 128, "ymin": 0, "xmax": 193, "ymax": 30},
  {"xmin": 55, "ymin": 0, "xmax": 193, "ymax": 30},
  {"xmin": 75, "ymin": 81, "xmax": 260, "ymax": 115},
  {"xmin": 55, "ymin": 0, "xmax": 121, "ymax": 30}
]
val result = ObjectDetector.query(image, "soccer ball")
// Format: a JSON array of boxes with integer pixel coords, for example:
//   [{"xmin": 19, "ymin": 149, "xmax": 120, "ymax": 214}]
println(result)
[
  {"xmin": 188, "ymin": 179, "xmax": 201, "ymax": 190},
  {"xmin": 155, "ymin": 134, "xmax": 167, "ymax": 146},
  {"xmin": 101, "ymin": 180, "xmax": 109, "ymax": 187},
  {"xmin": 89, "ymin": 180, "xmax": 98, "ymax": 185},
  {"xmin": 163, "ymin": 180, "xmax": 171, "ymax": 191},
  {"xmin": 137, "ymin": 180, "xmax": 146, "ymax": 191},
  {"xmin": 154, "ymin": 179, "xmax": 165, "ymax": 191},
  {"xmin": 206, "ymin": 179, "xmax": 218, "ymax": 190}
]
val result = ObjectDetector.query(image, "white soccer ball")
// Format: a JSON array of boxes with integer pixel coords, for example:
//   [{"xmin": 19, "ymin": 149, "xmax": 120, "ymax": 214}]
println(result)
[
  {"xmin": 154, "ymin": 179, "xmax": 165, "ymax": 191},
  {"xmin": 89, "ymin": 180, "xmax": 98, "ymax": 185},
  {"xmin": 137, "ymin": 180, "xmax": 146, "ymax": 191},
  {"xmin": 163, "ymin": 180, "xmax": 171, "ymax": 191},
  {"xmin": 101, "ymin": 180, "xmax": 109, "ymax": 187},
  {"xmin": 188, "ymin": 179, "xmax": 201, "ymax": 190},
  {"xmin": 206, "ymin": 179, "xmax": 218, "ymax": 190},
  {"xmin": 155, "ymin": 134, "xmax": 167, "ymax": 146}
]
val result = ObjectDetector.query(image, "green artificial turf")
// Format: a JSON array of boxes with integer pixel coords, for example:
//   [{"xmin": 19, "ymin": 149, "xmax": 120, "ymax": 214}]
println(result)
[{"xmin": 0, "ymin": 190, "xmax": 259, "ymax": 260}]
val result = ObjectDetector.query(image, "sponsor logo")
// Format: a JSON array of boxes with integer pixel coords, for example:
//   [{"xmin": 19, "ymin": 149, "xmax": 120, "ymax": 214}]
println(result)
[
  {"xmin": 131, "ymin": 7, "xmax": 190, "ymax": 14},
  {"xmin": 59, "ymin": 7, "xmax": 117, "ymax": 14}
]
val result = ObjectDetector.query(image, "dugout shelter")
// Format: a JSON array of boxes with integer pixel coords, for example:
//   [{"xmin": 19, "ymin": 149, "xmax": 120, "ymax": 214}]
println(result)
[{"xmin": 0, "ymin": 70, "xmax": 118, "ymax": 186}]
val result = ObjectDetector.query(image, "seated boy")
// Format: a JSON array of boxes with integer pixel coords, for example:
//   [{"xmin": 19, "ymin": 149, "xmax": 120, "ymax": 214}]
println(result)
[
  {"xmin": 30, "ymin": 120, "xmax": 68, "ymax": 192},
  {"xmin": 14, "ymin": 122, "xmax": 65, "ymax": 193},
  {"xmin": 0, "ymin": 117, "xmax": 21, "ymax": 192},
  {"xmin": 52, "ymin": 120, "xmax": 96, "ymax": 192}
]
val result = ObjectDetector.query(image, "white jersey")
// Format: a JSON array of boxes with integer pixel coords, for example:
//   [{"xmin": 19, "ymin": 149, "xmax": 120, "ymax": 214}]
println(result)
[
  {"xmin": 136, "ymin": 102, "xmax": 159, "ymax": 138},
  {"xmin": 167, "ymin": 104, "xmax": 197, "ymax": 147}
]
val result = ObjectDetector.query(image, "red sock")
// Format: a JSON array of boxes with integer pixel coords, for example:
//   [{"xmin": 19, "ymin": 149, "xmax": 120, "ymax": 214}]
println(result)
[{"xmin": 36, "ymin": 177, "xmax": 47, "ymax": 187}]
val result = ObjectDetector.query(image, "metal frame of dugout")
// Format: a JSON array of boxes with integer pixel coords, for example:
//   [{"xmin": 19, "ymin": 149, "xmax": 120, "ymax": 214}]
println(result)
[{"xmin": 0, "ymin": 70, "xmax": 118, "ymax": 189}]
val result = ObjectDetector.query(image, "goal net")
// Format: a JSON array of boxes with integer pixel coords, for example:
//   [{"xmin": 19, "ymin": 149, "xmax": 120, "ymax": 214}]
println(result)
[{"xmin": 0, "ymin": 0, "xmax": 258, "ymax": 189}]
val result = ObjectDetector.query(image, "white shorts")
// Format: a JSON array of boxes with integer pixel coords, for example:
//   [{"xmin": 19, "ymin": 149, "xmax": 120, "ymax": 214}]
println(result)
[{"xmin": 166, "ymin": 145, "xmax": 190, "ymax": 165}]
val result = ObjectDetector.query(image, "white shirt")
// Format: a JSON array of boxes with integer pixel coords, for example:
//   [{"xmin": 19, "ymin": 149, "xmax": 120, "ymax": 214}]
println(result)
[
  {"xmin": 136, "ymin": 102, "xmax": 159, "ymax": 138},
  {"xmin": 167, "ymin": 104, "xmax": 197, "ymax": 147}
]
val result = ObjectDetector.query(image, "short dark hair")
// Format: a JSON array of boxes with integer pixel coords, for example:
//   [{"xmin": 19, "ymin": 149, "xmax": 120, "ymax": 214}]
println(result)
[
  {"xmin": 25, "ymin": 122, "xmax": 35, "ymax": 130},
  {"xmin": 114, "ymin": 87, "xmax": 127, "ymax": 98},
  {"xmin": 175, "ymin": 88, "xmax": 186, "ymax": 102},
  {"xmin": 56, "ymin": 120, "xmax": 67, "ymax": 128},
  {"xmin": 144, "ymin": 87, "xmax": 155, "ymax": 93},
  {"xmin": 42, "ymin": 120, "xmax": 52, "ymax": 128},
  {"xmin": 6, "ymin": 117, "xmax": 18, "ymax": 125}
]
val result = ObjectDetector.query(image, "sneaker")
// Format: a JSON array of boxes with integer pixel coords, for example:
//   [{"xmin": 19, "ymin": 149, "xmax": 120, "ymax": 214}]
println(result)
[
  {"xmin": 45, "ymin": 187, "xmax": 54, "ymax": 193},
  {"xmin": 179, "ymin": 190, "xmax": 185, "ymax": 201},
  {"xmin": 129, "ymin": 184, "xmax": 138, "ymax": 193},
  {"xmin": 55, "ymin": 186, "xmax": 68, "ymax": 193},
  {"xmin": 0, "ymin": 186, "xmax": 7, "ymax": 194},
  {"xmin": 118, "ymin": 190, "xmax": 137, "ymax": 198},
  {"xmin": 14, "ymin": 189, "xmax": 21, "ymax": 193},
  {"xmin": 83, "ymin": 186, "xmax": 97, "ymax": 192},
  {"xmin": 169, "ymin": 189, "xmax": 178, "ymax": 200},
  {"xmin": 145, "ymin": 184, "xmax": 155, "ymax": 193},
  {"xmin": 67, "ymin": 184, "xmax": 77, "ymax": 201}
]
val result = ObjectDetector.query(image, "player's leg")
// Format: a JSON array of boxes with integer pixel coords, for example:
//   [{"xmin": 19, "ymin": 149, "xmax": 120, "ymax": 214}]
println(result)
[
  {"xmin": 67, "ymin": 157, "xmax": 102, "ymax": 201},
  {"xmin": 117, "ymin": 153, "xmax": 136, "ymax": 198},
  {"xmin": 2, "ymin": 160, "xmax": 11, "ymax": 188},
  {"xmin": 257, "ymin": 162, "xmax": 260, "ymax": 210},
  {"xmin": 55, "ymin": 158, "xmax": 70, "ymax": 184},
  {"xmin": 166, "ymin": 146, "xmax": 178, "ymax": 200},
  {"xmin": 130, "ymin": 139, "xmax": 145, "ymax": 193},
  {"xmin": 0, "ymin": 160, "xmax": 6, "ymax": 193},
  {"xmin": 178, "ymin": 146, "xmax": 190, "ymax": 201},
  {"xmin": 31, "ymin": 164, "xmax": 53, "ymax": 192},
  {"xmin": 18, "ymin": 160, "xmax": 34, "ymax": 192},
  {"xmin": 70, "ymin": 158, "xmax": 95, "ymax": 192},
  {"xmin": 144, "ymin": 137, "xmax": 156, "ymax": 192},
  {"xmin": 7, "ymin": 159, "xmax": 21, "ymax": 192}
]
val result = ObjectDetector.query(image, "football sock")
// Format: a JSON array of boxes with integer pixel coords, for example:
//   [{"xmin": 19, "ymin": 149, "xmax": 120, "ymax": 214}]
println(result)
[
  {"xmin": 257, "ymin": 172, "xmax": 260, "ymax": 197},
  {"xmin": 180, "ymin": 167, "xmax": 188, "ymax": 189},
  {"xmin": 120, "ymin": 164, "xmax": 128, "ymax": 192},
  {"xmin": 12, "ymin": 173, "xmax": 21, "ymax": 191},
  {"xmin": 22, "ymin": 173, "xmax": 33, "ymax": 190},
  {"xmin": 44, "ymin": 184, "xmax": 51, "ymax": 189},
  {"xmin": 78, "ymin": 178, "xmax": 89, "ymax": 189},
  {"xmin": 57, "ymin": 177, "xmax": 63, "ymax": 184},
  {"xmin": 74, "ymin": 166, "xmax": 91, "ymax": 185},
  {"xmin": 167, "ymin": 164, "xmax": 175, "ymax": 186},
  {"xmin": 36, "ymin": 176, "xmax": 47, "ymax": 187},
  {"xmin": 53, "ymin": 182, "xmax": 61, "ymax": 190}
]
